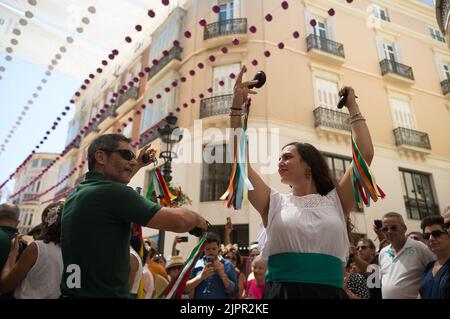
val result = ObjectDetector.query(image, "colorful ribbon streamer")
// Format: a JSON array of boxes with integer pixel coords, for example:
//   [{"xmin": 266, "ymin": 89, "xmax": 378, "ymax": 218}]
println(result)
[
  {"xmin": 145, "ymin": 168, "xmax": 177, "ymax": 206},
  {"xmin": 221, "ymin": 100, "xmax": 254, "ymax": 210},
  {"xmin": 158, "ymin": 235, "xmax": 207, "ymax": 299},
  {"xmin": 351, "ymin": 135, "xmax": 385, "ymax": 208}
]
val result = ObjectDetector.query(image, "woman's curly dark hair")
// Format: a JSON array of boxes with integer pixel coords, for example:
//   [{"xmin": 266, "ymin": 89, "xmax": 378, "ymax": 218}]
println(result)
[{"xmin": 38, "ymin": 201, "xmax": 64, "ymax": 245}]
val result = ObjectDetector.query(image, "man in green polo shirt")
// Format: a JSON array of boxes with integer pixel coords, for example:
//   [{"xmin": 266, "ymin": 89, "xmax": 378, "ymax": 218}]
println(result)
[
  {"xmin": 0, "ymin": 204, "xmax": 20, "ymax": 279},
  {"xmin": 60, "ymin": 134, "xmax": 207, "ymax": 298}
]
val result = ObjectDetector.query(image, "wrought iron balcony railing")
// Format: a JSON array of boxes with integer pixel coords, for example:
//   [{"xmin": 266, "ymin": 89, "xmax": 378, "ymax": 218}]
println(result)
[
  {"xmin": 313, "ymin": 107, "xmax": 351, "ymax": 132},
  {"xmin": 117, "ymin": 86, "xmax": 139, "ymax": 107},
  {"xmin": 97, "ymin": 104, "xmax": 117, "ymax": 126},
  {"xmin": 393, "ymin": 127, "xmax": 431, "ymax": 150},
  {"xmin": 84, "ymin": 121, "xmax": 99, "ymax": 137},
  {"xmin": 306, "ymin": 34, "xmax": 345, "ymax": 59},
  {"xmin": 380, "ymin": 59, "xmax": 415, "ymax": 81},
  {"xmin": 148, "ymin": 46, "xmax": 183, "ymax": 81},
  {"xmin": 22, "ymin": 192, "xmax": 37, "ymax": 202},
  {"xmin": 441, "ymin": 79, "xmax": 450, "ymax": 95},
  {"xmin": 139, "ymin": 118, "xmax": 167, "ymax": 148},
  {"xmin": 204, "ymin": 18, "xmax": 247, "ymax": 40},
  {"xmin": 200, "ymin": 94, "xmax": 233, "ymax": 119}
]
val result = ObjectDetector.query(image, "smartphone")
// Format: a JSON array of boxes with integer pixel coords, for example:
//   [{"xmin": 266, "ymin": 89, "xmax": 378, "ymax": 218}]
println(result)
[
  {"xmin": 226, "ymin": 217, "xmax": 231, "ymax": 224},
  {"xmin": 205, "ymin": 256, "xmax": 215, "ymax": 264},
  {"xmin": 179, "ymin": 236, "xmax": 188, "ymax": 242}
]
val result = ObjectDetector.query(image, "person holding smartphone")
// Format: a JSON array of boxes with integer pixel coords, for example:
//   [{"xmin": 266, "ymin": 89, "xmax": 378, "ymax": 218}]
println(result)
[{"xmin": 185, "ymin": 232, "xmax": 237, "ymax": 299}]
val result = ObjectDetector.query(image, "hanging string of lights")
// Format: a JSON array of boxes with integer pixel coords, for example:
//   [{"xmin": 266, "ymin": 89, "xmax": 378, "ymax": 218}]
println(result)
[{"xmin": 0, "ymin": 5, "xmax": 98, "ymax": 158}]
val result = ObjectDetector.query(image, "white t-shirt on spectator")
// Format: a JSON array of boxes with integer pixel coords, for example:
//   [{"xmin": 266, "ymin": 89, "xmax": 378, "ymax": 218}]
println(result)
[
  {"xmin": 13, "ymin": 240, "xmax": 63, "ymax": 299},
  {"xmin": 130, "ymin": 247, "xmax": 143, "ymax": 295},
  {"xmin": 379, "ymin": 237, "xmax": 435, "ymax": 299}
]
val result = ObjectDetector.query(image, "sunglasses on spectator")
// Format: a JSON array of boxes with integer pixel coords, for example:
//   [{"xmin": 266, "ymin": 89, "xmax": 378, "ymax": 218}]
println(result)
[
  {"xmin": 168, "ymin": 265, "xmax": 184, "ymax": 271},
  {"xmin": 381, "ymin": 225, "xmax": 399, "ymax": 233},
  {"xmin": 356, "ymin": 245, "xmax": 368, "ymax": 250},
  {"xmin": 444, "ymin": 222, "xmax": 450, "ymax": 230},
  {"xmin": 422, "ymin": 230, "xmax": 449, "ymax": 240},
  {"xmin": 102, "ymin": 149, "xmax": 136, "ymax": 161}
]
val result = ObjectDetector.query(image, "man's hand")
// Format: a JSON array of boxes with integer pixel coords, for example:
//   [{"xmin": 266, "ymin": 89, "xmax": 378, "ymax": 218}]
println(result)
[
  {"xmin": 373, "ymin": 225, "xmax": 385, "ymax": 241},
  {"xmin": 214, "ymin": 260, "xmax": 225, "ymax": 277},
  {"xmin": 196, "ymin": 214, "xmax": 209, "ymax": 233},
  {"xmin": 200, "ymin": 263, "xmax": 215, "ymax": 280},
  {"xmin": 225, "ymin": 219, "xmax": 233, "ymax": 234},
  {"xmin": 137, "ymin": 144, "xmax": 157, "ymax": 168}
]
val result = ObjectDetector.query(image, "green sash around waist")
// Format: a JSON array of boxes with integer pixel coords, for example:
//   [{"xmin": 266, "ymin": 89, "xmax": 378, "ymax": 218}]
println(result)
[{"xmin": 266, "ymin": 252, "xmax": 344, "ymax": 288}]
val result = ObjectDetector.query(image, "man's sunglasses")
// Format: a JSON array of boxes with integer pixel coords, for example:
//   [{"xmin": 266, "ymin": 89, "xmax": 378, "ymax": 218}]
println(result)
[
  {"xmin": 101, "ymin": 149, "xmax": 136, "ymax": 161},
  {"xmin": 381, "ymin": 225, "xmax": 399, "ymax": 233},
  {"xmin": 422, "ymin": 230, "xmax": 449, "ymax": 240},
  {"xmin": 357, "ymin": 245, "xmax": 368, "ymax": 250},
  {"xmin": 444, "ymin": 222, "xmax": 450, "ymax": 230}
]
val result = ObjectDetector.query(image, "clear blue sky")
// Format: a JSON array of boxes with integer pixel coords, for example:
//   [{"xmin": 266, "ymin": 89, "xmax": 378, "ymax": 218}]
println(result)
[{"xmin": 0, "ymin": 50, "xmax": 79, "ymax": 202}]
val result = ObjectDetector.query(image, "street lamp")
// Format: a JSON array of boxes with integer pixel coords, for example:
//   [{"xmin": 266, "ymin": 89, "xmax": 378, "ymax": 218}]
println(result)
[
  {"xmin": 156, "ymin": 114, "xmax": 183, "ymax": 254},
  {"xmin": 157, "ymin": 114, "xmax": 183, "ymax": 182}
]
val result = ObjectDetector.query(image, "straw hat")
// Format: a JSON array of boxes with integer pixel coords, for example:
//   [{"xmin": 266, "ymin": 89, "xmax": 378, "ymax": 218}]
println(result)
[{"xmin": 166, "ymin": 255, "xmax": 185, "ymax": 270}]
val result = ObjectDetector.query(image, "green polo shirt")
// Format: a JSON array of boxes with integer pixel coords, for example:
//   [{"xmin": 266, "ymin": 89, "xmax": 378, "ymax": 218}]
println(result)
[
  {"xmin": 60, "ymin": 171, "xmax": 162, "ymax": 298},
  {"xmin": 0, "ymin": 226, "xmax": 18, "ymax": 273}
]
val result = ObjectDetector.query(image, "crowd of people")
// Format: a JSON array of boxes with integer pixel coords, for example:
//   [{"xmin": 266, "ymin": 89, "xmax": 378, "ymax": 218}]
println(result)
[
  {"xmin": 1, "ymin": 202, "xmax": 449, "ymax": 299},
  {"xmin": 0, "ymin": 66, "xmax": 449, "ymax": 299}
]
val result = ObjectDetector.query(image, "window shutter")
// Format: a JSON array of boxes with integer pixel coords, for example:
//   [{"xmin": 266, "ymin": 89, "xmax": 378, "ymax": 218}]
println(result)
[
  {"xmin": 211, "ymin": 0, "xmax": 219, "ymax": 22},
  {"xmin": 213, "ymin": 63, "xmax": 241, "ymax": 95},
  {"xmin": 394, "ymin": 42, "xmax": 404, "ymax": 63},
  {"xmin": 315, "ymin": 78, "xmax": 339, "ymax": 109},
  {"xmin": 375, "ymin": 35, "xmax": 385, "ymax": 61},
  {"xmin": 391, "ymin": 98, "xmax": 416, "ymax": 130},
  {"xmin": 304, "ymin": 10, "xmax": 315, "ymax": 35},
  {"xmin": 435, "ymin": 56, "xmax": 445, "ymax": 80},
  {"xmin": 234, "ymin": 0, "xmax": 241, "ymax": 19},
  {"xmin": 385, "ymin": 8, "xmax": 390, "ymax": 21},
  {"xmin": 326, "ymin": 18, "xmax": 336, "ymax": 41}
]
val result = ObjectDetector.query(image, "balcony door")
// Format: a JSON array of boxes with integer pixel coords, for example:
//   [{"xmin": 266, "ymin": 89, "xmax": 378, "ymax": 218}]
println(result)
[
  {"xmin": 213, "ymin": 63, "xmax": 241, "ymax": 96},
  {"xmin": 383, "ymin": 42, "xmax": 396, "ymax": 62},
  {"xmin": 314, "ymin": 78, "xmax": 339, "ymax": 110},
  {"xmin": 390, "ymin": 98, "xmax": 416, "ymax": 130},
  {"xmin": 219, "ymin": 0, "xmax": 234, "ymax": 21},
  {"xmin": 443, "ymin": 63, "xmax": 450, "ymax": 81},
  {"xmin": 313, "ymin": 20, "xmax": 327, "ymax": 39}
]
